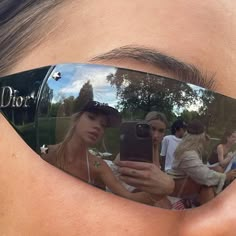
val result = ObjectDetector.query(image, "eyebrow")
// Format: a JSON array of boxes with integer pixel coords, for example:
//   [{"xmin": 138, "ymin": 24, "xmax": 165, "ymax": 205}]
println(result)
[{"xmin": 90, "ymin": 45, "xmax": 216, "ymax": 89}]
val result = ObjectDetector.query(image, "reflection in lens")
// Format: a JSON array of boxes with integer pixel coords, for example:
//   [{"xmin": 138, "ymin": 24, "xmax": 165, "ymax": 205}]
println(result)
[
  {"xmin": 36, "ymin": 64, "xmax": 236, "ymax": 208},
  {"xmin": 1, "ymin": 63, "xmax": 236, "ymax": 209}
]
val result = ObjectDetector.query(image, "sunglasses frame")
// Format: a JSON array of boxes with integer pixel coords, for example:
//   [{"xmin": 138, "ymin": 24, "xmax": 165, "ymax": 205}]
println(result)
[{"xmin": 0, "ymin": 63, "xmax": 235, "ymax": 155}]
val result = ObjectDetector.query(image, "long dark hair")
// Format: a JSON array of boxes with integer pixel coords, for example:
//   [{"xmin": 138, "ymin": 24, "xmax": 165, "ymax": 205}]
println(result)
[
  {"xmin": 220, "ymin": 129, "xmax": 236, "ymax": 144},
  {"xmin": 0, "ymin": 0, "xmax": 63, "ymax": 75}
]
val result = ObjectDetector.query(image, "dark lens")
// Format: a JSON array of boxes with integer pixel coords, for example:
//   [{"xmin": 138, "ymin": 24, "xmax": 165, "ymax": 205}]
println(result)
[
  {"xmin": 136, "ymin": 123, "xmax": 150, "ymax": 138},
  {"xmin": 2, "ymin": 63, "xmax": 236, "ymax": 209}
]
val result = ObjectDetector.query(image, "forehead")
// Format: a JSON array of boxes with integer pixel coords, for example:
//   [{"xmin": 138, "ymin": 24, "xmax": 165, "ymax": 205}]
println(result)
[
  {"xmin": 11, "ymin": 0, "xmax": 236, "ymax": 97},
  {"xmin": 148, "ymin": 119, "xmax": 166, "ymax": 128}
]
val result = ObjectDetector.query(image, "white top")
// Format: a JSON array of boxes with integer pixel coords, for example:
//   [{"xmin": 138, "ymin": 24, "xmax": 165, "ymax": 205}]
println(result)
[{"xmin": 160, "ymin": 135, "xmax": 182, "ymax": 171}]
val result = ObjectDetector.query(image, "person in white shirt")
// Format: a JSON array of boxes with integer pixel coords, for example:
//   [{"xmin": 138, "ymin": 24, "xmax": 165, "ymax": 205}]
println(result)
[{"xmin": 160, "ymin": 120, "xmax": 187, "ymax": 171}]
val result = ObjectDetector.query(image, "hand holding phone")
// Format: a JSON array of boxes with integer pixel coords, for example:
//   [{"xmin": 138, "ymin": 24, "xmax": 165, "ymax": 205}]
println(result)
[{"xmin": 120, "ymin": 121, "xmax": 153, "ymax": 163}]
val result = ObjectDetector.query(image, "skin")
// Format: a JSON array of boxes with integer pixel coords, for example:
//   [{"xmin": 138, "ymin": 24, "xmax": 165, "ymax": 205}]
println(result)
[
  {"xmin": 75, "ymin": 112, "xmax": 107, "ymax": 145},
  {"xmin": 44, "ymin": 112, "xmax": 157, "ymax": 204},
  {"xmin": 44, "ymin": 112, "xmax": 108, "ymax": 186},
  {"xmin": 9, "ymin": 0, "xmax": 236, "ymax": 98},
  {"xmin": 171, "ymin": 134, "xmax": 236, "ymax": 205},
  {"xmin": 114, "ymin": 119, "xmax": 173, "ymax": 196},
  {"xmin": 218, "ymin": 132, "xmax": 236, "ymax": 165},
  {"xmin": 2, "ymin": 0, "xmax": 236, "ymax": 235},
  {"xmin": 149, "ymin": 119, "xmax": 166, "ymax": 146},
  {"xmin": 175, "ymin": 128, "xmax": 186, "ymax": 139},
  {"xmin": 149, "ymin": 119, "xmax": 166, "ymax": 167},
  {"xmin": 214, "ymin": 131, "xmax": 236, "ymax": 170}
]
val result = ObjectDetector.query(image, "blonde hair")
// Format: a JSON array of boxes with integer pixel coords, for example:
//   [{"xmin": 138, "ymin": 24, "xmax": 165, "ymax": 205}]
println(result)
[
  {"xmin": 174, "ymin": 133, "xmax": 207, "ymax": 160},
  {"xmin": 145, "ymin": 111, "xmax": 168, "ymax": 127},
  {"xmin": 56, "ymin": 112, "xmax": 82, "ymax": 169}
]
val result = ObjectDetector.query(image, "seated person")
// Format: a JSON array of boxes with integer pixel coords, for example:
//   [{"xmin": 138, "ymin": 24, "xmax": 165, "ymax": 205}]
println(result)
[
  {"xmin": 42, "ymin": 101, "xmax": 160, "ymax": 205},
  {"xmin": 208, "ymin": 129, "xmax": 236, "ymax": 172},
  {"xmin": 168, "ymin": 120, "xmax": 236, "ymax": 205},
  {"xmin": 160, "ymin": 119, "xmax": 187, "ymax": 171}
]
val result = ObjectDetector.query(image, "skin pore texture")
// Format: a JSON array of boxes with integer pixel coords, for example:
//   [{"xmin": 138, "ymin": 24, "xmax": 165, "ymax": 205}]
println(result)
[
  {"xmin": 1, "ymin": 0, "xmax": 236, "ymax": 235},
  {"xmin": 9, "ymin": 0, "xmax": 236, "ymax": 98}
]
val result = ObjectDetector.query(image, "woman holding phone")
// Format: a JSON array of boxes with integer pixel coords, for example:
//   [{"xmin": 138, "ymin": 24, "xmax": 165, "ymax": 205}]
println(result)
[
  {"xmin": 42, "ymin": 100, "xmax": 160, "ymax": 205},
  {"xmin": 1, "ymin": 0, "xmax": 236, "ymax": 235}
]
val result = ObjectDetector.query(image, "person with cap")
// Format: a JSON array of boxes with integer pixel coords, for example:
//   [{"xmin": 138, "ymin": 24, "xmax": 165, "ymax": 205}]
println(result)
[
  {"xmin": 42, "ymin": 100, "xmax": 158, "ymax": 205},
  {"xmin": 168, "ymin": 120, "xmax": 236, "ymax": 205},
  {"xmin": 160, "ymin": 119, "xmax": 187, "ymax": 171}
]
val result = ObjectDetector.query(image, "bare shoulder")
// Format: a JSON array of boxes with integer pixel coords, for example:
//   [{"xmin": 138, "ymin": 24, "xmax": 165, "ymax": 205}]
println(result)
[
  {"xmin": 88, "ymin": 154, "xmax": 110, "ymax": 174},
  {"xmin": 217, "ymin": 144, "xmax": 224, "ymax": 151}
]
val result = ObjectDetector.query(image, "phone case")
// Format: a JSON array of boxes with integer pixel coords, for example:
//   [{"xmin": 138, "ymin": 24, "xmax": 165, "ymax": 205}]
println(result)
[{"xmin": 120, "ymin": 121, "xmax": 153, "ymax": 162}]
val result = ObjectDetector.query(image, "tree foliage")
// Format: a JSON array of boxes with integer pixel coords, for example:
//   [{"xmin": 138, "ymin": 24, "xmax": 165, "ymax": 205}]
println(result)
[
  {"xmin": 107, "ymin": 69, "xmax": 199, "ymax": 121},
  {"xmin": 49, "ymin": 80, "xmax": 94, "ymax": 117}
]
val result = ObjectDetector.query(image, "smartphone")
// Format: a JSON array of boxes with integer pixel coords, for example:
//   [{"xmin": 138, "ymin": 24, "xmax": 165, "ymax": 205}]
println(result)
[{"xmin": 120, "ymin": 121, "xmax": 153, "ymax": 162}]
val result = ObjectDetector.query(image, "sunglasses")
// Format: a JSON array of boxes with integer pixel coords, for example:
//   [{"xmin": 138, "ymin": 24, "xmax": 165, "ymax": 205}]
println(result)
[{"xmin": 1, "ymin": 63, "xmax": 235, "ymax": 157}]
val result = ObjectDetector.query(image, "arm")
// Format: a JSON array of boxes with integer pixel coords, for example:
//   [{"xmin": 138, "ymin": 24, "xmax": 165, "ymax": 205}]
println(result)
[
  {"xmin": 160, "ymin": 136, "xmax": 168, "ymax": 158},
  {"xmin": 0, "ymin": 113, "xmax": 183, "ymax": 235},
  {"xmin": 2, "ymin": 113, "xmax": 236, "ymax": 236},
  {"xmin": 160, "ymin": 137, "xmax": 168, "ymax": 169},
  {"xmin": 217, "ymin": 145, "xmax": 233, "ymax": 168},
  {"xmin": 116, "ymin": 160, "xmax": 175, "ymax": 196},
  {"xmin": 97, "ymin": 159, "xmax": 157, "ymax": 205},
  {"xmin": 179, "ymin": 151, "xmax": 236, "ymax": 193},
  {"xmin": 181, "ymin": 181, "xmax": 236, "ymax": 236}
]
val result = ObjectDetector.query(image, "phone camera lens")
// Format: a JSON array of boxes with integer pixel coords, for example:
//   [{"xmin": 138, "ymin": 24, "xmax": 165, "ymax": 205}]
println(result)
[{"xmin": 136, "ymin": 123, "xmax": 150, "ymax": 138}]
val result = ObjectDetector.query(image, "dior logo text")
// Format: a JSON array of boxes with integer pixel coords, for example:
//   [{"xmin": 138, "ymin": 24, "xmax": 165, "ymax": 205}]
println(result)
[{"xmin": 0, "ymin": 86, "xmax": 32, "ymax": 108}]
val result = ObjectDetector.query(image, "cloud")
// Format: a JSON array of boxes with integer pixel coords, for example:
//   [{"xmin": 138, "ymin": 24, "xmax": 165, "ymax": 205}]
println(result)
[
  {"xmin": 50, "ymin": 63, "xmax": 118, "ymax": 106},
  {"xmin": 57, "ymin": 64, "xmax": 116, "ymax": 93}
]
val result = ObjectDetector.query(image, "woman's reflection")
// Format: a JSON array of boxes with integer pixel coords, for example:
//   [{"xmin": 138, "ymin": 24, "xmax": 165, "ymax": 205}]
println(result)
[{"xmin": 41, "ymin": 100, "xmax": 158, "ymax": 205}]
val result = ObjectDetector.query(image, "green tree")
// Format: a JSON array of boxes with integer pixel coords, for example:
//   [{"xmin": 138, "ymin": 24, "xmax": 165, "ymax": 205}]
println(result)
[
  {"xmin": 73, "ymin": 80, "xmax": 93, "ymax": 112},
  {"xmin": 107, "ymin": 69, "xmax": 199, "ymax": 121}
]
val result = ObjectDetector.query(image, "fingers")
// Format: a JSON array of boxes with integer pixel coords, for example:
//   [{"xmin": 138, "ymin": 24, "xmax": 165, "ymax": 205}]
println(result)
[
  {"xmin": 229, "ymin": 170, "xmax": 236, "ymax": 175},
  {"xmin": 119, "ymin": 175, "xmax": 168, "ymax": 195},
  {"xmin": 118, "ymin": 167, "xmax": 149, "ymax": 179},
  {"xmin": 232, "ymin": 172, "xmax": 236, "ymax": 177},
  {"xmin": 227, "ymin": 171, "xmax": 236, "ymax": 181},
  {"xmin": 117, "ymin": 166, "xmax": 152, "ymax": 189},
  {"xmin": 119, "ymin": 175, "xmax": 149, "ymax": 189}
]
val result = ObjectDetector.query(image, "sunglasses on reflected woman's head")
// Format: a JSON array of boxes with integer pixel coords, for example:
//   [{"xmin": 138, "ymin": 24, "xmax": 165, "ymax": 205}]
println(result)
[{"xmin": 0, "ymin": 63, "xmax": 235, "ymax": 155}]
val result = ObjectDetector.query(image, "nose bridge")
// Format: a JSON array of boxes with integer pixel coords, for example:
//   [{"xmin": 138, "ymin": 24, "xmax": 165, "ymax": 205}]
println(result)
[
  {"xmin": 157, "ymin": 130, "xmax": 163, "ymax": 137},
  {"xmin": 155, "ymin": 129, "xmax": 165, "ymax": 140},
  {"xmin": 152, "ymin": 129, "xmax": 159, "ymax": 138}
]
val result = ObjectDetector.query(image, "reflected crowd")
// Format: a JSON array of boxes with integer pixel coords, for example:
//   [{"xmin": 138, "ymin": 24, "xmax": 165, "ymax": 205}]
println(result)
[
  {"xmin": 1, "ymin": 64, "xmax": 236, "ymax": 210},
  {"xmin": 41, "ymin": 99, "xmax": 236, "ymax": 210}
]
